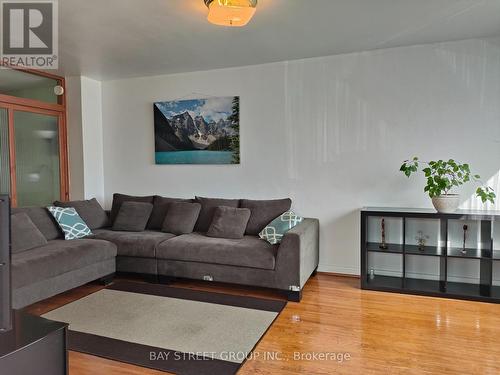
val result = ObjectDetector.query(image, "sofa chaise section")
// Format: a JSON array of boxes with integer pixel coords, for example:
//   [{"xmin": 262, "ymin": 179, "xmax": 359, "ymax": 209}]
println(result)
[
  {"xmin": 156, "ymin": 218, "xmax": 320, "ymax": 300},
  {"xmin": 12, "ymin": 239, "xmax": 117, "ymax": 309}
]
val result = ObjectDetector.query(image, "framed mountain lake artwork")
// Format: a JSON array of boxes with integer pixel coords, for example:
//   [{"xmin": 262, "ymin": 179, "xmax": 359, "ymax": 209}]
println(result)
[{"xmin": 154, "ymin": 96, "xmax": 240, "ymax": 164}]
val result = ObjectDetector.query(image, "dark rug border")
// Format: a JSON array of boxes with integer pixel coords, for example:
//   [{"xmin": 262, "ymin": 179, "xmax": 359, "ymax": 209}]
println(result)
[
  {"xmin": 69, "ymin": 331, "xmax": 240, "ymax": 375},
  {"xmin": 108, "ymin": 280, "xmax": 287, "ymax": 313},
  {"xmin": 67, "ymin": 281, "xmax": 287, "ymax": 374}
]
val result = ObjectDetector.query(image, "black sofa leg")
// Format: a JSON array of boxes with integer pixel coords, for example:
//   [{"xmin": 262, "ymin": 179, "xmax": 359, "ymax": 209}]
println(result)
[
  {"xmin": 311, "ymin": 267, "xmax": 318, "ymax": 277},
  {"xmin": 158, "ymin": 275, "xmax": 176, "ymax": 285},
  {"xmin": 99, "ymin": 273, "xmax": 115, "ymax": 286},
  {"xmin": 287, "ymin": 290, "xmax": 302, "ymax": 302}
]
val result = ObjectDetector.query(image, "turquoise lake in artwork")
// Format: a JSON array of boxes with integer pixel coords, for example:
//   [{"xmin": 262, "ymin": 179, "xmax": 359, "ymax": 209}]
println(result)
[{"xmin": 155, "ymin": 151, "xmax": 233, "ymax": 164}]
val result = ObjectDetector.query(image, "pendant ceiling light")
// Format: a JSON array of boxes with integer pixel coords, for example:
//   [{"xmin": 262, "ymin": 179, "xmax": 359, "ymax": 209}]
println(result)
[{"xmin": 204, "ymin": 0, "xmax": 257, "ymax": 27}]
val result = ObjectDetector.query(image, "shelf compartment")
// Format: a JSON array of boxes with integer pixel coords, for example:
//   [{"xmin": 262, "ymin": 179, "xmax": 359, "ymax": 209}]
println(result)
[
  {"xmin": 404, "ymin": 278, "xmax": 445, "ymax": 293},
  {"xmin": 366, "ymin": 242, "xmax": 402, "ymax": 254},
  {"xmin": 446, "ymin": 281, "xmax": 490, "ymax": 298},
  {"xmin": 365, "ymin": 275, "xmax": 403, "ymax": 290},
  {"xmin": 367, "ymin": 276, "xmax": 491, "ymax": 299},
  {"xmin": 405, "ymin": 244, "xmax": 444, "ymax": 257},
  {"xmin": 447, "ymin": 247, "xmax": 491, "ymax": 259}
]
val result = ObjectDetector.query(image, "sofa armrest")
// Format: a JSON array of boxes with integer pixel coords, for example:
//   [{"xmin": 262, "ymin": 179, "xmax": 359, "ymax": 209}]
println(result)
[{"xmin": 275, "ymin": 218, "xmax": 319, "ymax": 290}]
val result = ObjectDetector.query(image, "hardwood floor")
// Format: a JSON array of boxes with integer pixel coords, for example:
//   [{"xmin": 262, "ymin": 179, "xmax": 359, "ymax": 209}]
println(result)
[{"xmin": 25, "ymin": 274, "xmax": 500, "ymax": 374}]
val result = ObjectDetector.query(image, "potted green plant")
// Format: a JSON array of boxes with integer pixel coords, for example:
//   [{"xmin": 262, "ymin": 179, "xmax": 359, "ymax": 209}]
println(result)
[{"xmin": 400, "ymin": 157, "xmax": 496, "ymax": 213}]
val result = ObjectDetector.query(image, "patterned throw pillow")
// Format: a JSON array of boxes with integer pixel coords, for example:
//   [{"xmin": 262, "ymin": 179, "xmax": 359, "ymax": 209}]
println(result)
[
  {"xmin": 259, "ymin": 211, "xmax": 303, "ymax": 245},
  {"xmin": 47, "ymin": 206, "xmax": 92, "ymax": 240}
]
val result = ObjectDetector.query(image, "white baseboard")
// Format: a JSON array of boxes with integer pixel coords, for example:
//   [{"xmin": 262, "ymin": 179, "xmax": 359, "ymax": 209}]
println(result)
[{"xmin": 317, "ymin": 263, "xmax": 359, "ymax": 276}]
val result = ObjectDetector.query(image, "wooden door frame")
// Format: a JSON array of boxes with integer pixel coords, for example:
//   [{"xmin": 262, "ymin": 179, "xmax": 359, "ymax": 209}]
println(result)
[{"xmin": 0, "ymin": 68, "xmax": 68, "ymax": 207}]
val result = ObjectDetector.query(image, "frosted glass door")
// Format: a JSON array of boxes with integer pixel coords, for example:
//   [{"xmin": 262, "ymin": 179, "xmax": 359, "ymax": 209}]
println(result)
[
  {"xmin": 0, "ymin": 109, "xmax": 9, "ymax": 195},
  {"xmin": 14, "ymin": 111, "xmax": 60, "ymax": 206}
]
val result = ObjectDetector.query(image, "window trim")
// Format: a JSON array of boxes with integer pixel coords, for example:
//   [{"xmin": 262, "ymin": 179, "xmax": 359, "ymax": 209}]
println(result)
[{"xmin": 0, "ymin": 67, "xmax": 68, "ymax": 207}]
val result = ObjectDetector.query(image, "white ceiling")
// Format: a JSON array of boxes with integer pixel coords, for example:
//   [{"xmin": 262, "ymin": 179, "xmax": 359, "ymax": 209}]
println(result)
[{"xmin": 57, "ymin": 0, "xmax": 500, "ymax": 81}]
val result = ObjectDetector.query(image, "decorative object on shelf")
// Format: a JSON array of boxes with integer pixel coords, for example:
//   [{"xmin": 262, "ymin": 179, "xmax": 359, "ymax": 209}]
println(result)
[
  {"xmin": 379, "ymin": 218, "xmax": 388, "ymax": 249},
  {"xmin": 415, "ymin": 231, "xmax": 429, "ymax": 251},
  {"xmin": 400, "ymin": 157, "xmax": 496, "ymax": 213},
  {"xmin": 462, "ymin": 224, "xmax": 468, "ymax": 254},
  {"xmin": 369, "ymin": 268, "xmax": 375, "ymax": 280},
  {"xmin": 204, "ymin": 0, "xmax": 258, "ymax": 27},
  {"xmin": 154, "ymin": 96, "xmax": 240, "ymax": 165}
]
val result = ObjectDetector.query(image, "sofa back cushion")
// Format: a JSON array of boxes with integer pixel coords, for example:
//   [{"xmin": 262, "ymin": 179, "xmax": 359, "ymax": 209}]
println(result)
[
  {"xmin": 11, "ymin": 212, "xmax": 48, "ymax": 253},
  {"xmin": 54, "ymin": 198, "xmax": 109, "ymax": 229},
  {"xmin": 148, "ymin": 196, "xmax": 192, "ymax": 230},
  {"xmin": 194, "ymin": 196, "xmax": 240, "ymax": 232},
  {"xmin": 112, "ymin": 201, "xmax": 153, "ymax": 232},
  {"xmin": 11, "ymin": 206, "xmax": 62, "ymax": 240},
  {"xmin": 206, "ymin": 206, "xmax": 251, "ymax": 239},
  {"xmin": 240, "ymin": 198, "xmax": 292, "ymax": 235},
  {"xmin": 162, "ymin": 202, "xmax": 201, "ymax": 235},
  {"xmin": 110, "ymin": 193, "xmax": 154, "ymax": 224}
]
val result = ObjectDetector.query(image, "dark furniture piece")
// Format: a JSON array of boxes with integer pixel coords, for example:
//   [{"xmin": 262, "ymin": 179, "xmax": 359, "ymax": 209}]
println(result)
[
  {"xmin": 361, "ymin": 207, "xmax": 500, "ymax": 303},
  {"xmin": 0, "ymin": 195, "xmax": 10, "ymax": 331},
  {"xmin": 0, "ymin": 311, "xmax": 68, "ymax": 375},
  {"xmin": 10, "ymin": 196, "xmax": 319, "ymax": 306}
]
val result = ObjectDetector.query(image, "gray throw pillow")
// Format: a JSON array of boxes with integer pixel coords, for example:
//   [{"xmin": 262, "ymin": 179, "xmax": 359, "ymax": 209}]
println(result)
[
  {"xmin": 54, "ymin": 198, "xmax": 109, "ymax": 229},
  {"xmin": 162, "ymin": 202, "xmax": 202, "ymax": 235},
  {"xmin": 206, "ymin": 206, "xmax": 251, "ymax": 239},
  {"xmin": 148, "ymin": 196, "xmax": 193, "ymax": 230},
  {"xmin": 112, "ymin": 202, "xmax": 153, "ymax": 232},
  {"xmin": 110, "ymin": 193, "xmax": 154, "ymax": 224},
  {"xmin": 11, "ymin": 206, "xmax": 62, "ymax": 240},
  {"xmin": 11, "ymin": 212, "xmax": 48, "ymax": 253},
  {"xmin": 240, "ymin": 198, "xmax": 292, "ymax": 235},
  {"xmin": 194, "ymin": 196, "xmax": 240, "ymax": 232}
]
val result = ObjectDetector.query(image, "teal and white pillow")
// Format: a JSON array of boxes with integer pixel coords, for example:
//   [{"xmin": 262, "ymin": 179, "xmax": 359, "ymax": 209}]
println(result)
[
  {"xmin": 259, "ymin": 211, "xmax": 303, "ymax": 245},
  {"xmin": 47, "ymin": 206, "xmax": 92, "ymax": 240}
]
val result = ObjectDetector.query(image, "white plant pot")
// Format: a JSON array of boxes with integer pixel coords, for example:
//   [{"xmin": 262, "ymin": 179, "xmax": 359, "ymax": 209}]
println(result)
[{"xmin": 431, "ymin": 194, "xmax": 460, "ymax": 213}]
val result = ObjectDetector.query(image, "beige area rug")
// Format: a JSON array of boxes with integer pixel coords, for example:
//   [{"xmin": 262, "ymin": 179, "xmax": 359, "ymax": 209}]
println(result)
[{"xmin": 43, "ymin": 281, "xmax": 286, "ymax": 374}]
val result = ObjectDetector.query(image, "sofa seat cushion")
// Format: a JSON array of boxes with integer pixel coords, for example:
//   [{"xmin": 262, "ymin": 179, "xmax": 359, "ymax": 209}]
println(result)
[
  {"xmin": 92, "ymin": 229, "xmax": 175, "ymax": 258},
  {"xmin": 12, "ymin": 239, "xmax": 117, "ymax": 289},
  {"xmin": 156, "ymin": 233, "xmax": 278, "ymax": 270}
]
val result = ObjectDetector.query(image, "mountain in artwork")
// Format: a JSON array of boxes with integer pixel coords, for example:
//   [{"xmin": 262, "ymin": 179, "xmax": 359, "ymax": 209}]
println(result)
[{"xmin": 154, "ymin": 104, "xmax": 236, "ymax": 152}]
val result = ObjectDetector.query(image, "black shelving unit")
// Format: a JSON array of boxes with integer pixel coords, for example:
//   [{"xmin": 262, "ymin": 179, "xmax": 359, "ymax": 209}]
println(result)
[{"xmin": 361, "ymin": 207, "xmax": 500, "ymax": 303}]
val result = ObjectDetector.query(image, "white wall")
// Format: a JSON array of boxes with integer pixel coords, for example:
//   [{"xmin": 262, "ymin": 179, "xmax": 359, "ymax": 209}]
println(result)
[
  {"xmin": 100, "ymin": 38, "xmax": 500, "ymax": 275},
  {"xmin": 80, "ymin": 77, "xmax": 105, "ymax": 203},
  {"xmin": 66, "ymin": 76, "xmax": 105, "ymax": 203},
  {"xmin": 66, "ymin": 76, "xmax": 85, "ymax": 200}
]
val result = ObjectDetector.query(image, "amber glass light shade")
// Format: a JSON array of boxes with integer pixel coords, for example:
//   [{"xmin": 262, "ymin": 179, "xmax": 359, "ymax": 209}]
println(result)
[{"xmin": 206, "ymin": 0, "xmax": 257, "ymax": 27}]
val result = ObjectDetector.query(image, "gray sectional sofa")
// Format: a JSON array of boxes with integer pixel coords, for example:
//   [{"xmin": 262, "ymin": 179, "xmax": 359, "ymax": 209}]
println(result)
[{"xmin": 10, "ymin": 195, "xmax": 319, "ymax": 308}]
